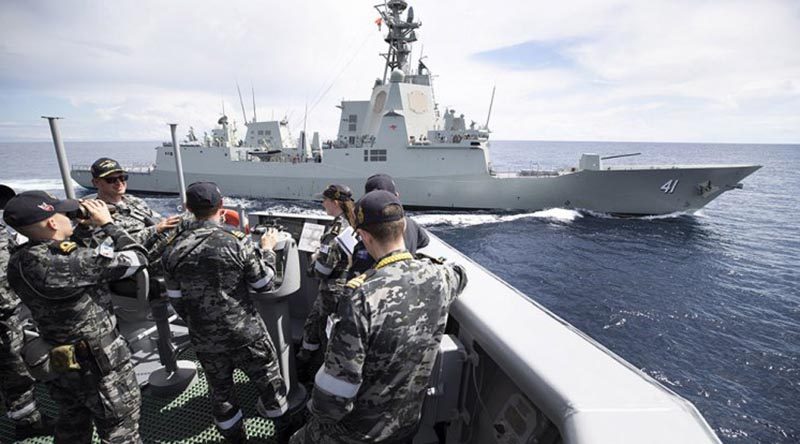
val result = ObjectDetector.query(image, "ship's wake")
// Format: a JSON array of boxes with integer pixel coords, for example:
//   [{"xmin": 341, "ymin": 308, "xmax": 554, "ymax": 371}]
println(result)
[{"xmin": 412, "ymin": 208, "xmax": 583, "ymax": 228}]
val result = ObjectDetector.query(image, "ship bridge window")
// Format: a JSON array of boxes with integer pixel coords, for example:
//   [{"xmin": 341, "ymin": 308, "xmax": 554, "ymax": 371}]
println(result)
[
  {"xmin": 258, "ymin": 130, "xmax": 264, "ymax": 135},
  {"xmin": 349, "ymin": 136, "xmax": 356, "ymax": 145},
  {"xmin": 348, "ymin": 114, "xmax": 357, "ymax": 132},
  {"xmin": 363, "ymin": 149, "xmax": 386, "ymax": 162},
  {"xmin": 369, "ymin": 149, "xmax": 387, "ymax": 162}
]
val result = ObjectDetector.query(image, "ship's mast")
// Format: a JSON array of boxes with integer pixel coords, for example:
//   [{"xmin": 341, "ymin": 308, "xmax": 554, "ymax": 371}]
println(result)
[{"xmin": 376, "ymin": 0, "xmax": 420, "ymax": 83}]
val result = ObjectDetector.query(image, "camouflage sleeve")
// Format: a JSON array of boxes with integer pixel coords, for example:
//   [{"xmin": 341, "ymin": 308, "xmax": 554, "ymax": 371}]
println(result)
[
  {"xmin": 162, "ymin": 267, "xmax": 187, "ymax": 319},
  {"xmin": 310, "ymin": 232, "xmax": 341, "ymax": 279},
  {"xmin": 309, "ymin": 289, "xmax": 368, "ymax": 423},
  {"xmin": 240, "ymin": 237, "xmax": 276, "ymax": 293},
  {"xmin": 36, "ymin": 245, "xmax": 148, "ymax": 298},
  {"xmin": 445, "ymin": 263, "xmax": 468, "ymax": 304},
  {"xmin": 130, "ymin": 225, "xmax": 161, "ymax": 251},
  {"xmin": 100, "ymin": 223, "xmax": 147, "ymax": 254}
]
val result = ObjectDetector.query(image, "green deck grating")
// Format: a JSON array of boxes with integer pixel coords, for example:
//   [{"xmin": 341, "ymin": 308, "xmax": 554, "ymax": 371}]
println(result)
[{"xmin": 0, "ymin": 349, "xmax": 279, "ymax": 443}]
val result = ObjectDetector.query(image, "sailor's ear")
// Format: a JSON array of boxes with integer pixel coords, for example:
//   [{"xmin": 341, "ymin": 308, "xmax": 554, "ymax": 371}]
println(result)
[{"xmin": 45, "ymin": 216, "xmax": 59, "ymax": 231}]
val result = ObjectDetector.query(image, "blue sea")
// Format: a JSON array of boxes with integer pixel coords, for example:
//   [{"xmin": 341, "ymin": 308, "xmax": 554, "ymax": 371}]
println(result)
[{"xmin": 1, "ymin": 140, "xmax": 798, "ymax": 443}]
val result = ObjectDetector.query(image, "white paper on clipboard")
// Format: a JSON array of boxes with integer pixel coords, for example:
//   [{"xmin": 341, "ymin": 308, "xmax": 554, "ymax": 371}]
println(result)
[
  {"xmin": 298, "ymin": 222, "xmax": 326, "ymax": 252},
  {"xmin": 335, "ymin": 226, "xmax": 358, "ymax": 257}
]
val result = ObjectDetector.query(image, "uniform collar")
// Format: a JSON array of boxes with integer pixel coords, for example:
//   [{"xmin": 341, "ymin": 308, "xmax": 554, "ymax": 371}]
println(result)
[{"xmin": 375, "ymin": 249, "xmax": 413, "ymax": 270}]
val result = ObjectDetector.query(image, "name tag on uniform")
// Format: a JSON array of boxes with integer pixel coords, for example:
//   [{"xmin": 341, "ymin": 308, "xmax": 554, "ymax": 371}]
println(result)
[
  {"xmin": 97, "ymin": 237, "xmax": 114, "ymax": 258},
  {"xmin": 326, "ymin": 315, "xmax": 335, "ymax": 339}
]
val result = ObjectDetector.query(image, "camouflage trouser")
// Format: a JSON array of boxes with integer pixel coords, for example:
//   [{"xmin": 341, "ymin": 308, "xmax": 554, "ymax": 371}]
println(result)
[
  {"xmin": 48, "ymin": 361, "xmax": 141, "ymax": 444},
  {"xmin": 289, "ymin": 418, "xmax": 415, "ymax": 444},
  {"xmin": 196, "ymin": 338, "xmax": 288, "ymax": 439},
  {"xmin": 301, "ymin": 287, "xmax": 338, "ymax": 349},
  {"xmin": 0, "ymin": 321, "xmax": 42, "ymax": 426}
]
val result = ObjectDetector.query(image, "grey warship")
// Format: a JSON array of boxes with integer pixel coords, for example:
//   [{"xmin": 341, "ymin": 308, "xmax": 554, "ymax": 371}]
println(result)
[{"xmin": 70, "ymin": 1, "xmax": 761, "ymax": 216}]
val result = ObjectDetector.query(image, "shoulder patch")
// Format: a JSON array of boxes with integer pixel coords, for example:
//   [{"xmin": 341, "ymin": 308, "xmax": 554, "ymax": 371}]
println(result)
[
  {"xmin": 346, "ymin": 274, "xmax": 366, "ymax": 289},
  {"xmin": 55, "ymin": 241, "xmax": 77, "ymax": 255},
  {"xmin": 345, "ymin": 269, "xmax": 376, "ymax": 289},
  {"xmin": 221, "ymin": 226, "xmax": 246, "ymax": 240}
]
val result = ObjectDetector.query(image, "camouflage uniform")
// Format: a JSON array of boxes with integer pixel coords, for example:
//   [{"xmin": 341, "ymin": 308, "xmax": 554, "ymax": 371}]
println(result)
[
  {"xmin": 291, "ymin": 250, "xmax": 467, "ymax": 444},
  {"xmin": 300, "ymin": 214, "xmax": 352, "ymax": 353},
  {"xmin": 162, "ymin": 220, "xmax": 288, "ymax": 441},
  {"xmin": 6, "ymin": 223, "xmax": 147, "ymax": 444},
  {"xmin": 1, "ymin": 224, "xmax": 44, "ymax": 429},
  {"xmin": 73, "ymin": 194, "xmax": 169, "ymax": 261}
]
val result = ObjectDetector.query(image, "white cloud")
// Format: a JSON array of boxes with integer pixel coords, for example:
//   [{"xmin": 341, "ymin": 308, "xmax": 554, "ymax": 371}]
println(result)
[{"xmin": 0, "ymin": 0, "xmax": 798, "ymax": 143}]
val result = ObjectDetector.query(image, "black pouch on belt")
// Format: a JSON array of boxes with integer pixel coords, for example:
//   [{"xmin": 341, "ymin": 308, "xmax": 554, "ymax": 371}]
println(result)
[{"xmin": 79, "ymin": 334, "xmax": 120, "ymax": 375}]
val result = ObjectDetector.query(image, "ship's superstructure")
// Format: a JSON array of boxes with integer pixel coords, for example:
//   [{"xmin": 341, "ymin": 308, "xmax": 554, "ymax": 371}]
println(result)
[{"xmin": 71, "ymin": 0, "xmax": 759, "ymax": 215}]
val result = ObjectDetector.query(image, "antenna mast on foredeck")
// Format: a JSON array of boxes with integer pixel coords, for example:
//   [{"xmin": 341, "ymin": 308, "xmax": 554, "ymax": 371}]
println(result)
[{"xmin": 376, "ymin": 0, "xmax": 420, "ymax": 83}]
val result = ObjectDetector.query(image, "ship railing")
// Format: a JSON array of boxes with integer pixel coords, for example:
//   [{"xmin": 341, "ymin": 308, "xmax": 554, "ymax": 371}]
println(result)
[
  {"xmin": 72, "ymin": 162, "xmax": 156, "ymax": 174},
  {"xmin": 489, "ymin": 164, "xmax": 560, "ymax": 178}
]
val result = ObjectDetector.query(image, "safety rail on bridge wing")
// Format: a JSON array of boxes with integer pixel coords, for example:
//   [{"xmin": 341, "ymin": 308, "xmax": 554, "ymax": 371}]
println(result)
[{"xmin": 72, "ymin": 163, "xmax": 157, "ymax": 174}]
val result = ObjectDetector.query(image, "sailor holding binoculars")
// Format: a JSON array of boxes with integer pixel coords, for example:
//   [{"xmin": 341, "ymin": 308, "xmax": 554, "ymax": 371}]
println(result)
[
  {"xmin": 72, "ymin": 157, "xmax": 181, "ymax": 260},
  {"xmin": 3, "ymin": 190, "xmax": 148, "ymax": 443}
]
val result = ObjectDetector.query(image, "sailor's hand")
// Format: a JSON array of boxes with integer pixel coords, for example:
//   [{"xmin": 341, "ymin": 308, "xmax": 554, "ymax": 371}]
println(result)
[
  {"xmin": 156, "ymin": 215, "xmax": 181, "ymax": 233},
  {"xmin": 260, "ymin": 227, "xmax": 279, "ymax": 250},
  {"xmin": 81, "ymin": 199, "xmax": 113, "ymax": 226}
]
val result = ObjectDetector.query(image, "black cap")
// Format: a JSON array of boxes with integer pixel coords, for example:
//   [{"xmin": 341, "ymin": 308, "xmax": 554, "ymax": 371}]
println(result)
[
  {"xmin": 316, "ymin": 184, "xmax": 353, "ymax": 202},
  {"xmin": 0, "ymin": 184, "xmax": 15, "ymax": 210},
  {"xmin": 2, "ymin": 190, "xmax": 81, "ymax": 229},
  {"xmin": 91, "ymin": 157, "xmax": 125, "ymax": 178},
  {"xmin": 186, "ymin": 182, "xmax": 222, "ymax": 210},
  {"xmin": 354, "ymin": 190, "xmax": 404, "ymax": 228},
  {"xmin": 364, "ymin": 173, "xmax": 397, "ymax": 194}
]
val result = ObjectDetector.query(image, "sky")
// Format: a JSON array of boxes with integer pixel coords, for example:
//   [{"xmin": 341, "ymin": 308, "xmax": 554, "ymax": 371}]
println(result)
[{"xmin": 0, "ymin": 0, "xmax": 798, "ymax": 143}]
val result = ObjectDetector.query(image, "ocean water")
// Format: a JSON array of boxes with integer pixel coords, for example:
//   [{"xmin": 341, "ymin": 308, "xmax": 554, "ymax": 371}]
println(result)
[{"xmin": 1, "ymin": 140, "xmax": 798, "ymax": 443}]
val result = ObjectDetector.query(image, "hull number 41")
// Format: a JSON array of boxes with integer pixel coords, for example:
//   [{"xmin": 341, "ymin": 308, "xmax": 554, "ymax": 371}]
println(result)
[{"xmin": 661, "ymin": 179, "xmax": 679, "ymax": 194}]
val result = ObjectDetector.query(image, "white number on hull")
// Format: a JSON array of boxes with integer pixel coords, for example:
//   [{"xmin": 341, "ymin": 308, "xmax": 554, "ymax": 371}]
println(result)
[{"xmin": 660, "ymin": 179, "xmax": 679, "ymax": 194}]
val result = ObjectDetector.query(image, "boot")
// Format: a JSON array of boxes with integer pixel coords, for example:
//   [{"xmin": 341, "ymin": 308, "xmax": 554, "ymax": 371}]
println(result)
[
  {"xmin": 220, "ymin": 422, "xmax": 248, "ymax": 444},
  {"xmin": 15, "ymin": 414, "xmax": 55, "ymax": 440}
]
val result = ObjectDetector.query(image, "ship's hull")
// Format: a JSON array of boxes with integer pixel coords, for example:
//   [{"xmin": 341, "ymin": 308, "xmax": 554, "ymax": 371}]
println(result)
[{"xmin": 71, "ymin": 161, "xmax": 760, "ymax": 215}]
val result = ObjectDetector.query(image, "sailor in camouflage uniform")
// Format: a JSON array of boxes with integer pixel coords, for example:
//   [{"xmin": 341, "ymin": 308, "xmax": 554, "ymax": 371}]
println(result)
[
  {"xmin": 3, "ymin": 191, "xmax": 148, "ymax": 443},
  {"xmin": 161, "ymin": 182, "xmax": 290, "ymax": 443},
  {"xmin": 291, "ymin": 190, "xmax": 468, "ymax": 444},
  {"xmin": 0, "ymin": 185, "xmax": 53, "ymax": 439},
  {"xmin": 297, "ymin": 184, "xmax": 357, "ymax": 376},
  {"xmin": 72, "ymin": 158, "xmax": 181, "ymax": 260}
]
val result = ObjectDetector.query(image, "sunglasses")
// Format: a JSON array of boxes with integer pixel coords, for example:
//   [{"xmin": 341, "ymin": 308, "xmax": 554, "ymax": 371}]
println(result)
[{"xmin": 102, "ymin": 174, "xmax": 129, "ymax": 184}]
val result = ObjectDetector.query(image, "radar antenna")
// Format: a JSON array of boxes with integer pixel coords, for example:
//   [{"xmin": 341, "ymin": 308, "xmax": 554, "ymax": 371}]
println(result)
[{"xmin": 375, "ymin": 0, "xmax": 421, "ymax": 83}]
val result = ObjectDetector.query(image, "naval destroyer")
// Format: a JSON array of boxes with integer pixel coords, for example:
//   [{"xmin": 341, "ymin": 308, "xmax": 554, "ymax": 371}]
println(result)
[{"xmin": 71, "ymin": 1, "xmax": 760, "ymax": 216}]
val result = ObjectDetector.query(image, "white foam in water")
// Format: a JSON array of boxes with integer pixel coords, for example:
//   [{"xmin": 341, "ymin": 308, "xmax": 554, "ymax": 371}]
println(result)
[
  {"xmin": 413, "ymin": 207, "xmax": 582, "ymax": 228},
  {"xmin": 2, "ymin": 178, "xmax": 76, "ymax": 192},
  {"xmin": 222, "ymin": 196, "xmax": 261, "ymax": 209},
  {"xmin": 584, "ymin": 208, "xmax": 692, "ymax": 220}
]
